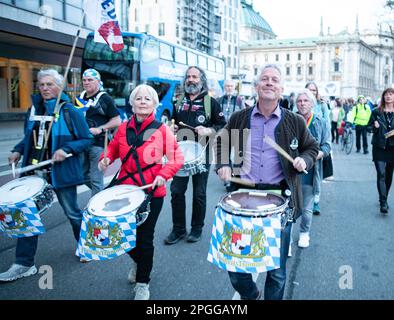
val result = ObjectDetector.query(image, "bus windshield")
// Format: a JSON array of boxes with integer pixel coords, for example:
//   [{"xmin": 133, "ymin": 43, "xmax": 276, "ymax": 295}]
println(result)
[{"xmin": 83, "ymin": 36, "xmax": 141, "ymax": 61}]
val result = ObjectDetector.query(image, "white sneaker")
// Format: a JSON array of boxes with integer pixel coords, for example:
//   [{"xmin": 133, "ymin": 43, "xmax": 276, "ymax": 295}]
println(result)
[
  {"xmin": 288, "ymin": 243, "xmax": 292, "ymax": 257},
  {"xmin": 134, "ymin": 283, "xmax": 150, "ymax": 300},
  {"xmin": 298, "ymin": 232, "xmax": 310, "ymax": 248},
  {"xmin": 127, "ymin": 260, "xmax": 137, "ymax": 284},
  {"xmin": 0, "ymin": 264, "xmax": 37, "ymax": 282}
]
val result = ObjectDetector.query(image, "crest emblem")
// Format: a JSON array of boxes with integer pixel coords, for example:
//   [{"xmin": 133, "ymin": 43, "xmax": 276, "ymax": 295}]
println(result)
[
  {"xmin": 86, "ymin": 220, "xmax": 122, "ymax": 248},
  {"xmin": 0, "ymin": 209, "xmax": 26, "ymax": 230},
  {"xmin": 197, "ymin": 115, "xmax": 206, "ymax": 123},
  {"xmin": 220, "ymin": 223, "xmax": 266, "ymax": 258},
  {"xmin": 290, "ymin": 138, "xmax": 298, "ymax": 150}
]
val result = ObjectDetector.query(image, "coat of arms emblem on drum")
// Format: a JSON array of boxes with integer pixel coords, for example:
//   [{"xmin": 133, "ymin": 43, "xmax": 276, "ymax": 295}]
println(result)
[
  {"xmin": 0, "ymin": 209, "xmax": 26, "ymax": 230},
  {"xmin": 86, "ymin": 220, "xmax": 122, "ymax": 248},
  {"xmin": 220, "ymin": 224, "xmax": 266, "ymax": 259}
]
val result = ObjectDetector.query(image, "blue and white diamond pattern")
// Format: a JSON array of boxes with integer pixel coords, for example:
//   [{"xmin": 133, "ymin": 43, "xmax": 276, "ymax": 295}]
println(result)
[
  {"xmin": 207, "ymin": 206, "xmax": 281, "ymax": 273},
  {"xmin": 0, "ymin": 199, "xmax": 45, "ymax": 238},
  {"xmin": 76, "ymin": 211, "xmax": 137, "ymax": 261}
]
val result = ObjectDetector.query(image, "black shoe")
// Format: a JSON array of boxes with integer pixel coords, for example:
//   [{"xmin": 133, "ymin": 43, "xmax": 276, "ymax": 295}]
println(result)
[
  {"xmin": 364, "ymin": 150, "xmax": 369, "ymax": 154},
  {"xmin": 380, "ymin": 202, "xmax": 389, "ymax": 214},
  {"xmin": 186, "ymin": 230, "xmax": 202, "ymax": 243},
  {"xmin": 164, "ymin": 230, "xmax": 186, "ymax": 245},
  {"xmin": 356, "ymin": 149, "xmax": 360, "ymax": 153}
]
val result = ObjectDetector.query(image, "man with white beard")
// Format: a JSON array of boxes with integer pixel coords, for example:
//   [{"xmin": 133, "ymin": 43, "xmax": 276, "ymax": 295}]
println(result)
[{"xmin": 165, "ymin": 66, "xmax": 226, "ymax": 245}]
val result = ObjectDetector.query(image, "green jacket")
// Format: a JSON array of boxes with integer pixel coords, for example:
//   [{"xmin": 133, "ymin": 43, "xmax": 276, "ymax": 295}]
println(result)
[
  {"xmin": 330, "ymin": 107, "xmax": 346, "ymax": 128},
  {"xmin": 350, "ymin": 103, "xmax": 371, "ymax": 126}
]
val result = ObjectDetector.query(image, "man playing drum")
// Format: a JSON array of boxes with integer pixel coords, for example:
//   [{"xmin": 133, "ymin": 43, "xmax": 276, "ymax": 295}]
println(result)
[
  {"xmin": 214, "ymin": 64, "xmax": 319, "ymax": 300},
  {"xmin": 0, "ymin": 69, "xmax": 93, "ymax": 282},
  {"xmin": 164, "ymin": 66, "xmax": 226, "ymax": 244}
]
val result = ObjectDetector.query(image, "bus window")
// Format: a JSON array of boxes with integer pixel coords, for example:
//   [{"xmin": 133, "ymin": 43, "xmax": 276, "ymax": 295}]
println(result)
[
  {"xmin": 188, "ymin": 52, "xmax": 197, "ymax": 66},
  {"xmin": 160, "ymin": 42, "xmax": 174, "ymax": 61},
  {"xmin": 142, "ymin": 38, "xmax": 159, "ymax": 63},
  {"xmin": 198, "ymin": 55, "xmax": 207, "ymax": 70},
  {"xmin": 146, "ymin": 80, "xmax": 171, "ymax": 101},
  {"xmin": 208, "ymin": 58, "xmax": 215, "ymax": 72},
  {"xmin": 83, "ymin": 36, "xmax": 141, "ymax": 61},
  {"xmin": 175, "ymin": 47, "xmax": 187, "ymax": 64}
]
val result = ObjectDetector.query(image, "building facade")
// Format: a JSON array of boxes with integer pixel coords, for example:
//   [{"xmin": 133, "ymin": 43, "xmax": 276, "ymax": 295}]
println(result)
[
  {"xmin": 240, "ymin": 29, "xmax": 394, "ymax": 100},
  {"xmin": 129, "ymin": 0, "xmax": 244, "ymax": 80},
  {"xmin": 0, "ymin": 0, "xmax": 96, "ymax": 118}
]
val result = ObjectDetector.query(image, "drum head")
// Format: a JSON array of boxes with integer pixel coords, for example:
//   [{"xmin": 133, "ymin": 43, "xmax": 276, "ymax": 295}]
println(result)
[
  {"xmin": 0, "ymin": 176, "xmax": 46, "ymax": 204},
  {"xmin": 178, "ymin": 141, "xmax": 203, "ymax": 163},
  {"xmin": 87, "ymin": 185, "xmax": 146, "ymax": 217},
  {"xmin": 219, "ymin": 190, "xmax": 286, "ymax": 216}
]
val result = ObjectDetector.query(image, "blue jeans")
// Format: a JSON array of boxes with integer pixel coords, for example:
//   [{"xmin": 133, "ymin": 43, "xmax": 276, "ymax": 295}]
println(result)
[
  {"xmin": 300, "ymin": 184, "xmax": 314, "ymax": 233},
  {"xmin": 81, "ymin": 145, "xmax": 104, "ymax": 196},
  {"xmin": 228, "ymin": 221, "xmax": 292, "ymax": 300},
  {"xmin": 15, "ymin": 185, "xmax": 83, "ymax": 267}
]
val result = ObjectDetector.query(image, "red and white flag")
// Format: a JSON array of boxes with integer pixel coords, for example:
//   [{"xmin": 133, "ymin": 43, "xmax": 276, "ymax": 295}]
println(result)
[{"xmin": 83, "ymin": 0, "xmax": 124, "ymax": 52}]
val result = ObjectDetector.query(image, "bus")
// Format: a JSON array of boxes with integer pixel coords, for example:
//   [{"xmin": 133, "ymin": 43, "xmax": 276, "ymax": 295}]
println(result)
[{"xmin": 82, "ymin": 32, "xmax": 226, "ymax": 123}]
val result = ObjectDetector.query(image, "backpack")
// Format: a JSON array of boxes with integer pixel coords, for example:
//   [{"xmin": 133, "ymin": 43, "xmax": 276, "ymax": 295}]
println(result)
[{"xmin": 175, "ymin": 94, "xmax": 211, "ymax": 121}]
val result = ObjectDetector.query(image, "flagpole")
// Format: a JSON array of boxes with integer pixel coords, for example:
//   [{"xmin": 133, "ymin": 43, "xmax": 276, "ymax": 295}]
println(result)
[{"xmin": 44, "ymin": 11, "xmax": 86, "ymax": 149}]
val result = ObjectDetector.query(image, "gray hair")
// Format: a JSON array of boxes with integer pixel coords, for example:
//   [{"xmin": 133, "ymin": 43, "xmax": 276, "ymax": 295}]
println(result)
[
  {"xmin": 37, "ymin": 69, "xmax": 64, "ymax": 87},
  {"xmin": 129, "ymin": 84, "xmax": 159, "ymax": 108},
  {"xmin": 295, "ymin": 89, "xmax": 317, "ymax": 106},
  {"xmin": 254, "ymin": 64, "xmax": 283, "ymax": 86},
  {"xmin": 182, "ymin": 66, "xmax": 208, "ymax": 93}
]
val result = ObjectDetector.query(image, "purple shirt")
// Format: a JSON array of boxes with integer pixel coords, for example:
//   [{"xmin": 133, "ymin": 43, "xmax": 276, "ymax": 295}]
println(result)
[{"xmin": 240, "ymin": 104, "xmax": 285, "ymax": 184}]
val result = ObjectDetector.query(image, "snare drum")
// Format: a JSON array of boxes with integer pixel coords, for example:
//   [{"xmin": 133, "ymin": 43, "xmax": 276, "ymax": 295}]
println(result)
[
  {"xmin": 176, "ymin": 141, "xmax": 207, "ymax": 177},
  {"xmin": 0, "ymin": 176, "xmax": 54, "ymax": 238},
  {"xmin": 77, "ymin": 185, "xmax": 147, "ymax": 261},
  {"xmin": 207, "ymin": 190, "xmax": 288, "ymax": 273}
]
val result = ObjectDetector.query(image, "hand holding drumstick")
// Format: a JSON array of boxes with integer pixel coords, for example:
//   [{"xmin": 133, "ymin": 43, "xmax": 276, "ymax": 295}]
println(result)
[{"xmin": 263, "ymin": 135, "xmax": 308, "ymax": 174}]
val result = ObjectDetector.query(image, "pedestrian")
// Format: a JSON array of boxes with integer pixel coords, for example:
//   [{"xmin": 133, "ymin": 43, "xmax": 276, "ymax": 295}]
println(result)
[
  {"xmin": 0, "ymin": 69, "xmax": 93, "ymax": 282},
  {"xmin": 218, "ymin": 79, "xmax": 245, "ymax": 121},
  {"xmin": 369, "ymin": 87, "xmax": 394, "ymax": 214},
  {"xmin": 296, "ymin": 89, "xmax": 331, "ymax": 248},
  {"xmin": 98, "ymin": 84, "xmax": 184, "ymax": 299},
  {"xmin": 165, "ymin": 66, "xmax": 226, "ymax": 245},
  {"xmin": 305, "ymin": 81, "xmax": 331, "ymax": 215},
  {"xmin": 330, "ymin": 98, "xmax": 345, "ymax": 144},
  {"xmin": 214, "ymin": 64, "xmax": 319, "ymax": 300},
  {"xmin": 350, "ymin": 95, "xmax": 372, "ymax": 154},
  {"xmin": 77, "ymin": 68, "xmax": 121, "ymax": 196}
]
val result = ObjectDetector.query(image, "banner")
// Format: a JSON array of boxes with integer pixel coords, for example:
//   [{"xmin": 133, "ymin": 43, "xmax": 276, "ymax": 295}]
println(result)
[
  {"xmin": 83, "ymin": 0, "xmax": 124, "ymax": 52},
  {"xmin": 0, "ymin": 200, "xmax": 45, "ymax": 238},
  {"xmin": 207, "ymin": 207, "xmax": 281, "ymax": 273}
]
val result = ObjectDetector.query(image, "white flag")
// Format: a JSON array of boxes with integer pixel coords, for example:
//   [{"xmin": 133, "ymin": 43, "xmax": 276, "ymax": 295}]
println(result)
[{"xmin": 83, "ymin": 0, "xmax": 124, "ymax": 52}]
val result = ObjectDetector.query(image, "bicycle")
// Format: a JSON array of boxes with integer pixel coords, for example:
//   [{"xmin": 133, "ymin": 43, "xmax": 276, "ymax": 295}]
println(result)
[{"xmin": 340, "ymin": 122, "xmax": 354, "ymax": 154}]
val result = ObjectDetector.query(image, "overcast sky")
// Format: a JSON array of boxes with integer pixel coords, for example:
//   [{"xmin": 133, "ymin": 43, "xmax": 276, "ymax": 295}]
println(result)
[{"xmin": 253, "ymin": 0, "xmax": 388, "ymax": 39}]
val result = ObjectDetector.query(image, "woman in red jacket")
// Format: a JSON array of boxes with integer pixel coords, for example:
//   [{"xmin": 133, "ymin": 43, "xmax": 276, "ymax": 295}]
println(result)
[{"xmin": 98, "ymin": 84, "xmax": 184, "ymax": 300}]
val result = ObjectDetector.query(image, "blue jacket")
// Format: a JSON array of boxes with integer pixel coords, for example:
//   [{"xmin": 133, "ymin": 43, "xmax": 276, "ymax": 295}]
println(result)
[
  {"xmin": 307, "ymin": 114, "xmax": 331, "ymax": 194},
  {"xmin": 12, "ymin": 93, "xmax": 93, "ymax": 189}
]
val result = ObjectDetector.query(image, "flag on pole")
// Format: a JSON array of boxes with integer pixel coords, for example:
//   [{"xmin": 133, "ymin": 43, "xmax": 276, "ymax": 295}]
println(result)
[{"xmin": 83, "ymin": 0, "xmax": 124, "ymax": 52}]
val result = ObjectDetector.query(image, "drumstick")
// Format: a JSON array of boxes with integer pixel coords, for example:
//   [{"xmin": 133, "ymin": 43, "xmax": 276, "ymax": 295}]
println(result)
[
  {"xmin": 384, "ymin": 129, "xmax": 394, "ymax": 139},
  {"xmin": 263, "ymin": 135, "xmax": 308, "ymax": 174},
  {"xmin": 179, "ymin": 121, "xmax": 196, "ymax": 131},
  {"xmin": 117, "ymin": 178, "xmax": 174, "ymax": 195},
  {"xmin": 229, "ymin": 177, "xmax": 255, "ymax": 187},
  {"xmin": 0, "ymin": 153, "xmax": 73, "ymax": 177},
  {"xmin": 11, "ymin": 162, "xmax": 16, "ymax": 178}
]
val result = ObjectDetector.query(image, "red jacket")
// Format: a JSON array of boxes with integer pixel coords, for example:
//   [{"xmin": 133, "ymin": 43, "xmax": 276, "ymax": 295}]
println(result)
[{"xmin": 101, "ymin": 113, "xmax": 184, "ymax": 197}]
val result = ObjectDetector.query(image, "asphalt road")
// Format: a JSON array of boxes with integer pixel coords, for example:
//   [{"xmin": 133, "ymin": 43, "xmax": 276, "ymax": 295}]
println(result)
[{"xmin": 1, "ymin": 138, "xmax": 393, "ymax": 300}]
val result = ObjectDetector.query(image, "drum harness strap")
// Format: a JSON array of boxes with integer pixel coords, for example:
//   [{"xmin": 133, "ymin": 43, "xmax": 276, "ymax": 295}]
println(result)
[{"xmin": 106, "ymin": 119, "xmax": 163, "ymax": 221}]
